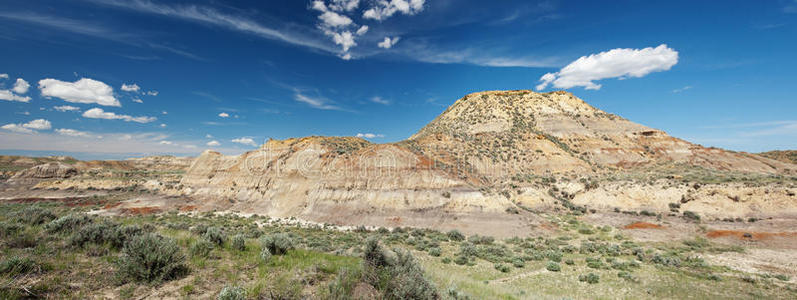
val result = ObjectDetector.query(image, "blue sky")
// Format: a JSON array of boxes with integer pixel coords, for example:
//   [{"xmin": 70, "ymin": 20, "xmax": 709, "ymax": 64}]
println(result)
[{"xmin": 1, "ymin": 0, "xmax": 796, "ymax": 159}]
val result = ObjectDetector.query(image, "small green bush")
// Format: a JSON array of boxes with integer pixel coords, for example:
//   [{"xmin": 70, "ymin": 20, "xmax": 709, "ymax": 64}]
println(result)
[
  {"xmin": 16, "ymin": 206, "xmax": 56, "ymax": 225},
  {"xmin": 511, "ymin": 257, "xmax": 525, "ymax": 268},
  {"xmin": 260, "ymin": 233, "xmax": 294, "ymax": 255},
  {"xmin": 117, "ymin": 233, "xmax": 187, "ymax": 283},
  {"xmin": 46, "ymin": 214, "xmax": 93, "ymax": 233},
  {"xmin": 579, "ymin": 273, "xmax": 600, "ymax": 284},
  {"xmin": 447, "ymin": 230, "xmax": 465, "ymax": 241},
  {"xmin": 454, "ymin": 255, "xmax": 468, "ymax": 265},
  {"xmin": 494, "ymin": 263, "xmax": 510, "ymax": 273},
  {"xmin": 546, "ymin": 262, "xmax": 561, "ymax": 272},
  {"xmin": 231, "ymin": 234, "xmax": 246, "ymax": 251},
  {"xmin": 69, "ymin": 221, "xmax": 118, "ymax": 247},
  {"xmin": 683, "ymin": 211, "xmax": 701, "ymax": 221},
  {"xmin": 190, "ymin": 240, "xmax": 214, "ymax": 258},
  {"xmin": 565, "ymin": 259, "xmax": 575, "ymax": 265},
  {"xmin": 428, "ymin": 247, "xmax": 441, "ymax": 257},
  {"xmin": 203, "ymin": 227, "xmax": 225, "ymax": 246},
  {"xmin": 0, "ymin": 256, "xmax": 47, "ymax": 277},
  {"xmin": 259, "ymin": 248, "xmax": 272, "ymax": 262},
  {"xmin": 218, "ymin": 285, "xmax": 246, "ymax": 300},
  {"xmin": 362, "ymin": 238, "xmax": 438, "ymax": 299}
]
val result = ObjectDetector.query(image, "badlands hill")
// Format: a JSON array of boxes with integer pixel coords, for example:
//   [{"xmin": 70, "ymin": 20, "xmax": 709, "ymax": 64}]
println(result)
[{"xmin": 179, "ymin": 90, "xmax": 796, "ymax": 231}]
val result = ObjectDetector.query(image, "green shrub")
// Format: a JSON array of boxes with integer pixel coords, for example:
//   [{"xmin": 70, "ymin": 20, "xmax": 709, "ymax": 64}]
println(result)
[
  {"xmin": 454, "ymin": 255, "xmax": 468, "ymax": 265},
  {"xmin": 494, "ymin": 263, "xmax": 510, "ymax": 273},
  {"xmin": 428, "ymin": 247, "xmax": 441, "ymax": 257},
  {"xmin": 683, "ymin": 211, "xmax": 701, "ymax": 221},
  {"xmin": 546, "ymin": 262, "xmax": 561, "ymax": 272},
  {"xmin": 565, "ymin": 259, "xmax": 575, "ymax": 265},
  {"xmin": 362, "ymin": 238, "xmax": 438, "ymax": 299},
  {"xmin": 579, "ymin": 273, "xmax": 600, "ymax": 284},
  {"xmin": 578, "ymin": 227, "xmax": 595, "ymax": 235},
  {"xmin": 46, "ymin": 214, "xmax": 93, "ymax": 233},
  {"xmin": 511, "ymin": 257, "xmax": 525, "ymax": 268},
  {"xmin": 69, "ymin": 221, "xmax": 119, "ymax": 247},
  {"xmin": 111, "ymin": 225, "xmax": 147, "ymax": 249},
  {"xmin": 259, "ymin": 248, "xmax": 272, "ymax": 262},
  {"xmin": 217, "ymin": 285, "xmax": 246, "ymax": 300},
  {"xmin": 190, "ymin": 240, "xmax": 214, "ymax": 258},
  {"xmin": 0, "ymin": 221, "xmax": 22, "ymax": 238},
  {"xmin": 459, "ymin": 242, "xmax": 478, "ymax": 257},
  {"xmin": 203, "ymin": 227, "xmax": 225, "ymax": 246},
  {"xmin": 774, "ymin": 274, "xmax": 790, "ymax": 281},
  {"xmin": 260, "ymin": 233, "xmax": 293, "ymax": 255},
  {"xmin": 447, "ymin": 230, "xmax": 465, "ymax": 241},
  {"xmin": 231, "ymin": 234, "xmax": 246, "ymax": 251},
  {"xmin": 117, "ymin": 233, "xmax": 187, "ymax": 283},
  {"xmin": 0, "ymin": 256, "xmax": 47, "ymax": 277},
  {"xmin": 16, "ymin": 206, "xmax": 56, "ymax": 225},
  {"xmin": 441, "ymin": 257, "xmax": 451, "ymax": 264}
]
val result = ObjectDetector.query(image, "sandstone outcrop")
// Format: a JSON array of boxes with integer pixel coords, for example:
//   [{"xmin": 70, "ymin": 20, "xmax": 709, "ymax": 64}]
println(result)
[
  {"xmin": 10, "ymin": 162, "xmax": 78, "ymax": 179},
  {"xmin": 179, "ymin": 90, "xmax": 797, "ymax": 221}
]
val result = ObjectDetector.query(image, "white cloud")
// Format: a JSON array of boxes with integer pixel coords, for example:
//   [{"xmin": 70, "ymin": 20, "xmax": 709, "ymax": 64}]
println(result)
[
  {"xmin": 159, "ymin": 123, "xmax": 167, "ymax": 128},
  {"xmin": 319, "ymin": 11, "xmax": 353, "ymax": 28},
  {"xmin": 132, "ymin": 98, "xmax": 143, "ymax": 103},
  {"xmin": 377, "ymin": 36, "xmax": 400, "ymax": 49},
  {"xmin": 363, "ymin": 0, "xmax": 425, "ymax": 21},
  {"xmin": 121, "ymin": 83, "xmax": 140, "ymax": 92},
  {"xmin": 356, "ymin": 25, "xmax": 368, "ymax": 35},
  {"xmin": 231, "ymin": 137, "xmax": 257, "ymax": 147},
  {"xmin": 370, "ymin": 96, "xmax": 391, "ymax": 105},
  {"xmin": 294, "ymin": 92, "xmax": 341, "ymax": 110},
  {"xmin": 82, "ymin": 107, "xmax": 156, "ymax": 123},
  {"xmin": 23, "ymin": 119, "xmax": 52, "ymax": 130},
  {"xmin": 0, "ymin": 74, "xmax": 7, "ymax": 79},
  {"xmin": 672, "ymin": 85, "xmax": 692, "ymax": 93},
  {"xmin": 55, "ymin": 128, "xmax": 93, "ymax": 138},
  {"xmin": 39, "ymin": 78, "xmax": 121, "ymax": 106},
  {"xmin": 326, "ymin": 0, "xmax": 360, "ymax": 12},
  {"xmin": 536, "ymin": 44, "xmax": 678, "ymax": 91},
  {"xmin": 93, "ymin": 0, "xmax": 337, "ymax": 54},
  {"xmin": 146, "ymin": 90, "xmax": 158, "ymax": 96},
  {"xmin": 356, "ymin": 133, "xmax": 384, "ymax": 139},
  {"xmin": 162, "ymin": 111, "xmax": 168, "ymax": 115},
  {"xmin": 205, "ymin": 134, "xmax": 213, "ymax": 138},
  {"xmin": 54, "ymin": 105, "xmax": 80, "ymax": 112},
  {"xmin": 12, "ymin": 78, "xmax": 30, "ymax": 94},
  {"xmin": 1, "ymin": 124, "xmax": 34, "ymax": 134},
  {"xmin": 218, "ymin": 112, "xmax": 230, "ymax": 118},
  {"xmin": 159, "ymin": 140, "xmax": 174, "ymax": 145},
  {"xmin": 206, "ymin": 140, "xmax": 220, "ymax": 146},
  {"xmin": 1, "ymin": 119, "xmax": 52, "ymax": 134},
  {"xmin": 0, "ymin": 90, "xmax": 31, "ymax": 102}
]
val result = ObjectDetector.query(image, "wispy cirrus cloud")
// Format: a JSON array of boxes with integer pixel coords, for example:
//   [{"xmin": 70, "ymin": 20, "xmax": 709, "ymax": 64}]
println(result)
[{"xmin": 87, "ymin": 0, "xmax": 337, "ymax": 53}]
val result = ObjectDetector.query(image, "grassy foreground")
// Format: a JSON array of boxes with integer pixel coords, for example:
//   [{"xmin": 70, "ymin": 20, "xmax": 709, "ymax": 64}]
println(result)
[{"xmin": 0, "ymin": 200, "xmax": 795, "ymax": 299}]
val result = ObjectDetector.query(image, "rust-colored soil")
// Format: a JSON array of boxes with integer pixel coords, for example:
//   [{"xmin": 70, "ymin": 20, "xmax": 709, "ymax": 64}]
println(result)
[
  {"xmin": 119, "ymin": 206, "xmax": 162, "ymax": 215},
  {"xmin": 624, "ymin": 222, "xmax": 664, "ymax": 229},
  {"xmin": 179, "ymin": 205, "xmax": 197, "ymax": 212},
  {"xmin": 706, "ymin": 230, "xmax": 797, "ymax": 240}
]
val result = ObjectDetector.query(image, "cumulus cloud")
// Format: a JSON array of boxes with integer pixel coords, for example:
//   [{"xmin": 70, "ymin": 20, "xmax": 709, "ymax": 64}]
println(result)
[
  {"xmin": 159, "ymin": 140, "xmax": 174, "ymax": 145},
  {"xmin": 1, "ymin": 124, "xmax": 34, "ymax": 134},
  {"xmin": 39, "ymin": 78, "xmax": 121, "ymax": 106},
  {"xmin": 356, "ymin": 25, "xmax": 369, "ymax": 35},
  {"xmin": 54, "ymin": 105, "xmax": 80, "ymax": 112},
  {"xmin": 206, "ymin": 140, "xmax": 220, "ymax": 146},
  {"xmin": 1, "ymin": 119, "xmax": 52, "ymax": 134},
  {"xmin": 132, "ymin": 98, "xmax": 143, "ymax": 103},
  {"xmin": 146, "ymin": 90, "xmax": 158, "ymax": 96},
  {"xmin": 356, "ymin": 133, "xmax": 384, "ymax": 139},
  {"xmin": 121, "ymin": 83, "xmax": 140, "ymax": 92},
  {"xmin": 536, "ymin": 44, "xmax": 678, "ymax": 91},
  {"xmin": 218, "ymin": 112, "xmax": 230, "ymax": 118},
  {"xmin": 232, "ymin": 137, "xmax": 257, "ymax": 147},
  {"xmin": 363, "ymin": 0, "xmax": 425, "ymax": 21},
  {"xmin": 0, "ymin": 90, "xmax": 31, "ymax": 102},
  {"xmin": 370, "ymin": 96, "xmax": 390, "ymax": 105},
  {"xmin": 377, "ymin": 36, "xmax": 400, "ymax": 49},
  {"xmin": 0, "ymin": 74, "xmax": 7, "ymax": 79},
  {"xmin": 82, "ymin": 108, "xmax": 156, "ymax": 123},
  {"xmin": 55, "ymin": 128, "xmax": 93, "ymax": 138},
  {"xmin": 12, "ymin": 78, "xmax": 30, "ymax": 94},
  {"xmin": 22, "ymin": 119, "xmax": 52, "ymax": 130}
]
